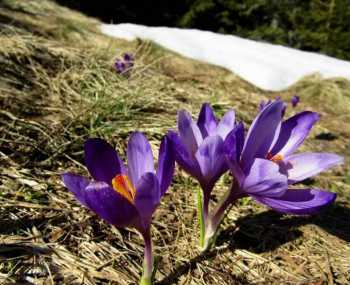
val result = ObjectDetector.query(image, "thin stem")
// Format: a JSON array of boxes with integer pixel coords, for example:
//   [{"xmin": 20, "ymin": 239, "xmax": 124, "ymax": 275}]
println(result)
[
  {"xmin": 203, "ymin": 182, "xmax": 244, "ymax": 250},
  {"xmin": 198, "ymin": 184, "xmax": 213, "ymax": 249},
  {"xmin": 203, "ymin": 192, "xmax": 210, "ymax": 223},
  {"xmin": 197, "ymin": 188, "xmax": 205, "ymax": 249},
  {"xmin": 211, "ymin": 186, "xmax": 243, "ymax": 231},
  {"xmin": 140, "ymin": 227, "xmax": 153, "ymax": 285}
]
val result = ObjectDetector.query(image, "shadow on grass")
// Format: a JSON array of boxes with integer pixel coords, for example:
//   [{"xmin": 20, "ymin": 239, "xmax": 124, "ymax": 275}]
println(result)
[
  {"xmin": 229, "ymin": 202, "xmax": 350, "ymax": 252},
  {"xmin": 0, "ymin": 217, "xmax": 45, "ymax": 235},
  {"xmin": 157, "ymin": 202, "xmax": 350, "ymax": 284},
  {"xmin": 0, "ymin": 243, "xmax": 53, "ymax": 260}
]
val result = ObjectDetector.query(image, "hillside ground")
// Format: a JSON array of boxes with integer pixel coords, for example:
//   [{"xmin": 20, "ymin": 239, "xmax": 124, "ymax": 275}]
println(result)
[{"xmin": 0, "ymin": 1, "xmax": 349, "ymax": 284}]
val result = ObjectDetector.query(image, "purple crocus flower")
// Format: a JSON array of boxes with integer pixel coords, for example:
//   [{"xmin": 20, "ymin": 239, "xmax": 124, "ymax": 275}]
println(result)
[
  {"xmin": 291, "ymin": 95, "xmax": 300, "ymax": 107},
  {"xmin": 214, "ymin": 100, "xmax": 343, "ymax": 228},
  {"xmin": 114, "ymin": 52, "xmax": 134, "ymax": 74},
  {"xmin": 167, "ymin": 103, "xmax": 237, "ymax": 248},
  {"xmin": 168, "ymin": 103, "xmax": 236, "ymax": 191},
  {"xmin": 203, "ymin": 100, "xmax": 343, "ymax": 249},
  {"xmin": 62, "ymin": 132, "xmax": 174, "ymax": 284}
]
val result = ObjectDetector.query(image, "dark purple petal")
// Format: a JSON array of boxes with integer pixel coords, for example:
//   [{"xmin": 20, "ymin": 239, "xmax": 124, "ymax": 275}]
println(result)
[
  {"xmin": 178, "ymin": 110, "xmax": 203, "ymax": 155},
  {"xmin": 123, "ymin": 53, "xmax": 134, "ymax": 62},
  {"xmin": 269, "ymin": 121, "xmax": 281, "ymax": 152},
  {"xmin": 223, "ymin": 122, "xmax": 244, "ymax": 160},
  {"xmin": 253, "ymin": 188, "xmax": 336, "ymax": 215},
  {"xmin": 127, "ymin": 132, "xmax": 155, "ymax": 187},
  {"xmin": 223, "ymin": 128, "xmax": 237, "ymax": 162},
  {"xmin": 83, "ymin": 181, "xmax": 140, "ymax": 228},
  {"xmin": 115, "ymin": 60, "xmax": 126, "ymax": 73},
  {"xmin": 242, "ymin": 158, "xmax": 288, "ymax": 197},
  {"xmin": 134, "ymin": 173, "xmax": 160, "ymax": 226},
  {"xmin": 157, "ymin": 136, "xmax": 175, "ymax": 195},
  {"xmin": 194, "ymin": 135, "xmax": 227, "ymax": 187},
  {"xmin": 241, "ymin": 100, "xmax": 284, "ymax": 173},
  {"xmin": 233, "ymin": 122, "xmax": 245, "ymax": 160},
  {"xmin": 270, "ymin": 111, "xmax": 319, "ymax": 157},
  {"xmin": 84, "ymin": 138, "xmax": 126, "ymax": 184},
  {"xmin": 291, "ymin": 95, "xmax": 300, "ymax": 107},
  {"xmin": 167, "ymin": 131, "xmax": 201, "ymax": 178},
  {"xmin": 197, "ymin": 103, "xmax": 218, "ymax": 137},
  {"xmin": 285, "ymin": 152, "xmax": 343, "ymax": 183},
  {"xmin": 216, "ymin": 109, "xmax": 235, "ymax": 139},
  {"xmin": 62, "ymin": 173, "xmax": 90, "ymax": 207},
  {"xmin": 223, "ymin": 122, "xmax": 245, "ymax": 184}
]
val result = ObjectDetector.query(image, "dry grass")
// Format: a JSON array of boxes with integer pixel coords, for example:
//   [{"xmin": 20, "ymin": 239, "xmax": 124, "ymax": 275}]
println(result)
[{"xmin": 0, "ymin": 1, "xmax": 349, "ymax": 284}]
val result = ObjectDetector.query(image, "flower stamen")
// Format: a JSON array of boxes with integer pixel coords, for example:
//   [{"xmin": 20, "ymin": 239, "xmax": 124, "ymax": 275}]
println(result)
[
  {"xmin": 267, "ymin": 152, "xmax": 283, "ymax": 163},
  {"xmin": 112, "ymin": 174, "xmax": 136, "ymax": 203}
]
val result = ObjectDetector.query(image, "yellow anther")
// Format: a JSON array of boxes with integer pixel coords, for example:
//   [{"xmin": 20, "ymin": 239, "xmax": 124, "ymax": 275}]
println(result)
[
  {"xmin": 267, "ymin": 152, "xmax": 283, "ymax": 163},
  {"xmin": 112, "ymin": 174, "xmax": 136, "ymax": 203}
]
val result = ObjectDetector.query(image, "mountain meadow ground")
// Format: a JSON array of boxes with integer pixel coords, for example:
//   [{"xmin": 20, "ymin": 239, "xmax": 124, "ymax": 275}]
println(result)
[{"xmin": 0, "ymin": 0, "xmax": 350, "ymax": 284}]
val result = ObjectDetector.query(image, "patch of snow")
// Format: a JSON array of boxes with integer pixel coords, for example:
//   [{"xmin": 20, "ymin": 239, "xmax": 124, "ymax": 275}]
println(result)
[{"xmin": 101, "ymin": 23, "xmax": 350, "ymax": 91}]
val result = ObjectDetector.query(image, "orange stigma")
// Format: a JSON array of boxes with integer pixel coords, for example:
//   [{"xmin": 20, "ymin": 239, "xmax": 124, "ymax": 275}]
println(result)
[
  {"xmin": 267, "ymin": 152, "xmax": 283, "ymax": 163},
  {"xmin": 112, "ymin": 174, "xmax": 136, "ymax": 203}
]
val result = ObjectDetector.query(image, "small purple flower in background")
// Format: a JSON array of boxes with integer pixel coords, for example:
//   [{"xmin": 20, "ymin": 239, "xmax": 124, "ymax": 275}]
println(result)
[
  {"xmin": 291, "ymin": 95, "xmax": 300, "ymax": 107},
  {"xmin": 259, "ymin": 99, "xmax": 271, "ymax": 111},
  {"xmin": 167, "ymin": 103, "xmax": 238, "ymax": 249},
  {"xmin": 62, "ymin": 133, "xmax": 174, "ymax": 285},
  {"xmin": 114, "ymin": 52, "xmax": 134, "ymax": 74},
  {"xmin": 123, "ymin": 52, "xmax": 134, "ymax": 62}
]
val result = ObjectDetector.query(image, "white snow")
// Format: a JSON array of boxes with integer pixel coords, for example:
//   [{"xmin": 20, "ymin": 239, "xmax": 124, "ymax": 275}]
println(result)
[{"xmin": 101, "ymin": 23, "xmax": 350, "ymax": 91}]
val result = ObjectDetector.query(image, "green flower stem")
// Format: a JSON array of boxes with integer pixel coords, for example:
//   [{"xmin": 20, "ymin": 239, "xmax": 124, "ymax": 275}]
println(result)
[
  {"xmin": 140, "ymin": 228, "xmax": 154, "ymax": 285},
  {"xmin": 197, "ymin": 188, "xmax": 206, "ymax": 249}
]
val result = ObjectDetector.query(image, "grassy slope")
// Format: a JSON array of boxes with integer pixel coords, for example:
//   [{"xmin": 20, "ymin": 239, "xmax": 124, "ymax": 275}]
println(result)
[{"xmin": 0, "ymin": 1, "xmax": 349, "ymax": 284}]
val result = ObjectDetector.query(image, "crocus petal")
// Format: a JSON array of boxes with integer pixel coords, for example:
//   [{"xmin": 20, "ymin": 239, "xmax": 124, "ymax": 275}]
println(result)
[
  {"xmin": 127, "ymin": 132, "xmax": 155, "ymax": 187},
  {"xmin": 123, "ymin": 53, "xmax": 134, "ymax": 62},
  {"xmin": 270, "ymin": 111, "xmax": 319, "ymax": 157},
  {"xmin": 227, "ymin": 158, "xmax": 245, "ymax": 187},
  {"xmin": 157, "ymin": 136, "xmax": 175, "ymax": 195},
  {"xmin": 197, "ymin": 103, "xmax": 218, "ymax": 137},
  {"xmin": 84, "ymin": 138, "xmax": 126, "ymax": 184},
  {"xmin": 241, "ymin": 100, "xmax": 284, "ymax": 173},
  {"xmin": 285, "ymin": 152, "xmax": 344, "ymax": 183},
  {"xmin": 134, "ymin": 173, "xmax": 160, "ymax": 226},
  {"xmin": 222, "ymin": 122, "xmax": 245, "ymax": 184},
  {"xmin": 223, "ymin": 128, "xmax": 237, "ymax": 162},
  {"xmin": 216, "ymin": 109, "xmax": 235, "ymax": 139},
  {"xmin": 167, "ymin": 131, "xmax": 201, "ymax": 178},
  {"xmin": 232, "ymin": 122, "xmax": 245, "ymax": 160},
  {"xmin": 178, "ymin": 110, "xmax": 203, "ymax": 155},
  {"xmin": 253, "ymin": 188, "xmax": 336, "ymax": 215},
  {"xmin": 195, "ymin": 135, "xmax": 226, "ymax": 187},
  {"xmin": 242, "ymin": 158, "xmax": 288, "ymax": 198},
  {"xmin": 223, "ymin": 122, "xmax": 244, "ymax": 160},
  {"xmin": 83, "ymin": 181, "xmax": 140, "ymax": 228},
  {"xmin": 62, "ymin": 173, "xmax": 90, "ymax": 207}
]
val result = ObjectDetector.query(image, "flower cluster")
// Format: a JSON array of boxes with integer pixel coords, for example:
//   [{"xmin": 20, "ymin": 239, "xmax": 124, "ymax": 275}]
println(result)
[
  {"xmin": 62, "ymin": 100, "xmax": 343, "ymax": 284},
  {"xmin": 114, "ymin": 53, "xmax": 134, "ymax": 74}
]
